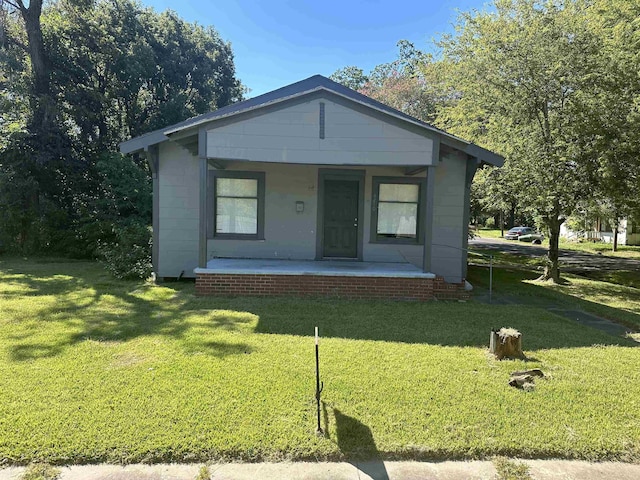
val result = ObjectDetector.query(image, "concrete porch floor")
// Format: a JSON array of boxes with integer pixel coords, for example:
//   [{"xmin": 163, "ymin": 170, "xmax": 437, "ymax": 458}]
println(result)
[{"xmin": 195, "ymin": 258, "xmax": 436, "ymax": 279}]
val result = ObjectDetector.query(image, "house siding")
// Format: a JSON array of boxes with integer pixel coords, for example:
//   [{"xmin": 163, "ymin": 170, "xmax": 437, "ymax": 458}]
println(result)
[
  {"xmin": 155, "ymin": 100, "xmax": 469, "ymax": 282},
  {"xmin": 157, "ymin": 141, "xmax": 200, "ymax": 278},
  {"xmin": 156, "ymin": 151, "xmax": 468, "ymax": 282},
  {"xmin": 431, "ymin": 150, "xmax": 468, "ymax": 282},
  {"xmin": 206, "ymin": 97, "xmax": 436, "ymax": 166},
  {"xmin": 206, "ymin": 163, "xmax": 427, "ymax": 267}
]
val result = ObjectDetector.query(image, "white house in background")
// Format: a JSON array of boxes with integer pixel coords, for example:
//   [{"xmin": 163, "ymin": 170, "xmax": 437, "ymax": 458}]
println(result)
[
  {"xmin": 119, "ymin": 75, "xmax": 503, "ymax": 300},
  {"xmin": 560, "ymin": 217, "xmax": 640, "ymax": 246}
]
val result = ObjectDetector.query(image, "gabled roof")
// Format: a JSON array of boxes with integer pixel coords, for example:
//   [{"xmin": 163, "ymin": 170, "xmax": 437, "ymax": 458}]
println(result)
[{"xmin": 119, "ymin": 74, "xmax": 503, "ymax": 167}]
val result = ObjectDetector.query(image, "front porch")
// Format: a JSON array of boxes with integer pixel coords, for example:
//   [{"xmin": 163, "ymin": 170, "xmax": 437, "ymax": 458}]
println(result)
[{"xmin": 194, "ymin": 259, "xmax": 469, "ymax": 301}]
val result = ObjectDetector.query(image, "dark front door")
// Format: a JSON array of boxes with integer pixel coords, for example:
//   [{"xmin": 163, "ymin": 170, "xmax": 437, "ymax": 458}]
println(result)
[{"xmin": 323, "ymin": 179, "xmax": 359, "ymax": 258}]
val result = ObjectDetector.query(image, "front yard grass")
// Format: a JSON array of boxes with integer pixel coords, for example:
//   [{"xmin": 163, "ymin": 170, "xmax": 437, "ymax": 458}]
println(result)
[
  {"xmin": 467, "ymin": 265, "xmax": 640, "ymax": 331},
  {"xmin": 0, "ymin": 258, "xmax": 639, "ymax": 465},
  {"xmin": 474, "ymin": 228, "xmax": 505, "ymax": 239}
]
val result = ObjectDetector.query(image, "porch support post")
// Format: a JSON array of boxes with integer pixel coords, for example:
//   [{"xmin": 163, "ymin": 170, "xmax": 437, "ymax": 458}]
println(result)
[
  {"xmin": 198, "ymin": 127, "xmax": 208, "ymax": 269},
  {"xmin": 461, "ymin": 158, "xmax": 480, "ymax": 279},
  {"xmin": 423, "ymin": 165, "xmax": 436, "ymax": 273},
  {"xmin": 144, "ymin": 145, "xmax": 160, "ymax": 276}
]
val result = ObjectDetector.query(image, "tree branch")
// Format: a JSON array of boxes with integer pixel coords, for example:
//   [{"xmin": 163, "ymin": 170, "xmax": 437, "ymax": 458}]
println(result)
[{"xmin": 3, "ymin": 0, "xmax": 26, "ymax": 14}]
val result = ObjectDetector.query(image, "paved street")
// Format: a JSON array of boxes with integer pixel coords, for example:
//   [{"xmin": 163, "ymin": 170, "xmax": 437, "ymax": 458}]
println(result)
[{"xmin": 469, "ymin": 237, "xmax": 640, "ymax": 273}]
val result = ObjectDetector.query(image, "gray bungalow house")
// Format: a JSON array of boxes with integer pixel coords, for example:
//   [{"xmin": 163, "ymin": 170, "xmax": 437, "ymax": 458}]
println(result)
[{"xmin": 120, "ymin": 75, "xmax": 503, "ymax": 300}]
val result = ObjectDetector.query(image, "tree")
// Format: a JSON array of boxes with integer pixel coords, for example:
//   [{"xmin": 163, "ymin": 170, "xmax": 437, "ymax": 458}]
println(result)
[
  {"xmin": 473, "ymin": 166, "xmax": 520, "ymax": 234},
  {"xmin": 0, "ymin": 0, "xmax": 243, "ymax": 263},
  {"xmin": 1, "ymin": 0, "xmax": 70, "ymax": 164},
  {"xmin": 577, "ymin": 0, "xmax": 640, "ymax": 251},
  {"xmin": 331, "ymin": 41, "xmax": 441, "ymax": 123},
  {"xmin": 329, "ymin": 66, "xmax": 369, "ymax": 91},
  {"xmin": 438, "ymin": 0, "xmax": 600, "ymax": 282},
  {"xmin": 44, "ymin": 0, "xmax": 244, "ymax": 154}
]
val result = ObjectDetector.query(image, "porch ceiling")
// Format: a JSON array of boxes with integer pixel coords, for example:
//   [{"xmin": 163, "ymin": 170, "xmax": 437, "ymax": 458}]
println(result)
[{"xmin": 194, "ymin": 259, "xmax": 435, "ymax": 279}]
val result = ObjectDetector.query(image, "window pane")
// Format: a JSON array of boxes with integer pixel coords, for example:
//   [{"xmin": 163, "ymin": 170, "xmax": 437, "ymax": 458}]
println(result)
[
  {"xmin": 377, "ymin": 202, "xmax": 417, "ymax": 237},
  {"xmin": 216, "ymin": 178, "xmax": 258, "ymax": 197},
  {"xmin": 216, "ymin": 198, "xmax": 258, "ymax": 234},
  {"xmin": 379, "ymin": 183, "xmax": 419, "ymax": 203}
]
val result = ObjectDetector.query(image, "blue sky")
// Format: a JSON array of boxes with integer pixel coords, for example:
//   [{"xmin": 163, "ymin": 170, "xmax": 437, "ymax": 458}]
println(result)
[{"xmin": 145, "ymin": 0, "xmax": 492, "ymax": 98}]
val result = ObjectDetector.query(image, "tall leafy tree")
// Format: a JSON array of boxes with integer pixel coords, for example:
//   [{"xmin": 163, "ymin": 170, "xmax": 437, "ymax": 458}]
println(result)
[
  {"xmin": 329, "ymin": 66, "xmax": 369, "ymax": 91},
  {"xmin": 331, "ymin": 41, "xmax": 441, "ymax": 123},
  {"xmin": 1, "ymin": 0, "xmax": 70, "ymax": 163},
  {"xmin": 577, "ymin": 0, "xmax": 640, "ymax": 251},
  {"xmin": 45, "ymin": 0, "xmax": 244, "ymax": 154},
  {"xmin": 0, "ymin": 0, "xmax": 243, "ymax": 261},
  {"xmin": 438, "ymin": 0, "xmax": 600, "ymax": 282}
]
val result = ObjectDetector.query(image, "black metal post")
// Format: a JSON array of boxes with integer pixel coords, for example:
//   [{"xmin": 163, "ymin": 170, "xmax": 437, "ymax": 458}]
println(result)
[{"xmin": 315, "ymin": 326, "xmax": 323, "ymax": 434}]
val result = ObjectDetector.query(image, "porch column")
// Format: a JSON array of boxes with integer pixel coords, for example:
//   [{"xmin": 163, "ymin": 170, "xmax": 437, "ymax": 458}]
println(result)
[
  {"xmin": 144, "ymin": 145, "xmax": 160, "ymax": 275},
  {"xmin": 423, "ymin": 165, "xmax": 436, "ymax": 273},
  {"xmin": 461, "ymin": 158, "xmax": 480, "ymax": 279},
  {"xmin": 198, "ymin": 127, "xmax": 208, "ymax": 268}
]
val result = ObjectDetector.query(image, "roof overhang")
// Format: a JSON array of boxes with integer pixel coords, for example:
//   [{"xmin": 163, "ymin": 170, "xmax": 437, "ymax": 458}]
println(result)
[
  {"xmin": 119, "ymin": 76, "xmax": 504, "ymax": 168},
  {"xmin": 465, "ymin": 143, "xmax": 505, "ymax": 167},
  {"xmin": 120, "ymin": 131, "xmax": 168, "ymax": 155}
]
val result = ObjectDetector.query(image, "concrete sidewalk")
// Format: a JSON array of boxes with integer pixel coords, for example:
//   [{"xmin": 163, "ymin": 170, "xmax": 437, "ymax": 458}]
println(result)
[{"xmin": 2, "ymin": 460, "xmax": 640, "ymax": 480}]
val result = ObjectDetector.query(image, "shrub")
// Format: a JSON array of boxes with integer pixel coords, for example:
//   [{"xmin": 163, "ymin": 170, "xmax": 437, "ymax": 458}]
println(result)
[
  {"xmin": 484, "ymin": 217, "xmax": 496, "ymax": 229},
  {"xmin": 99, "ymin": 223, "xmax": 152, "ymax": 280}
]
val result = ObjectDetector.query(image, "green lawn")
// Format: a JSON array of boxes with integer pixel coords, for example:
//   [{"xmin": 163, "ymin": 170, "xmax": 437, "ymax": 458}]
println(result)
[
  {"xmin": 473, "ymin": 228, "xmax": 505, "ymax": 239},
  {"xmin": 469, "ymin": 247, "xmax": 543, "ymax": 269},
  {"xmin": 467, "ymin": 266, "xmax": 640, "ymax": 330},
  {"xmin": 0, "ymin": 258, "xmax": 639, "ymax": 465},
  {"xmin": 469, "ymin": 245, "xmax": 640, "ymax": 289}
]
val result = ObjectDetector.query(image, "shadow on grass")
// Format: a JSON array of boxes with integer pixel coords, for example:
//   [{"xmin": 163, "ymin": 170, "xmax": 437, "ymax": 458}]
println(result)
[
  {"xmin": 0, "ymin": 259, "xmax": 253, "ymax": 361},
  {"xmin": 468, "ymin": 265, "xmax": 640, "ymax": 330},
  {"xmin": 1, "ymin": 258, "xmax": 636, "ymax": 362},
  {"xmin": 334, "ymin": 408, "xmax": 389, "ymax": 480},
  {"xmin": 252, "ymin": 291, "xmax": 635, "ymax": 349},
  {"xmin": 577, "ymin": 269, "xmax": 639, "ymax": 289},
  {"xmin": 181, "ymin": 340, "xmax": 253, "ymax": 357}
]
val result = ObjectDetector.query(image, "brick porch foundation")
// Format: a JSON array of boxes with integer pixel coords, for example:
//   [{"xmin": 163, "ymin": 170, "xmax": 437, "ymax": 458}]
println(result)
[{"xmin": 195, "ymin": 273, "xmax": 469, "ymax": 301}]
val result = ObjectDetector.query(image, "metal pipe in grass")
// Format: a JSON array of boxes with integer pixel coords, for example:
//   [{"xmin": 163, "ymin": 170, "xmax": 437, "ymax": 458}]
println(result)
[
  {"xmin": 315, "ymin": 326, "xmax": 323, "ymax": 435},
  {"xmin": 489, "ymin": 255, "xmax": 493, "ymax": 304}
]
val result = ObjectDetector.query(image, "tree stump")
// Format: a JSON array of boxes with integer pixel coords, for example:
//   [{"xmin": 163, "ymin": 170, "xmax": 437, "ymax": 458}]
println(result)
[{"xmin": 489, "ymin": 327, "xmax": 524, "ymax": 360}]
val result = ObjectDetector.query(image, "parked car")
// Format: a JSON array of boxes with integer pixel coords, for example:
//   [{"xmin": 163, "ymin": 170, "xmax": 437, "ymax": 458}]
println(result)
[
  {"xmin": 504, "ymin": 226, "xmax": 544, "ymax": 244},
  {"xmin": 518, "ymin": 232, "xmax": 545, "ymax": 244}
]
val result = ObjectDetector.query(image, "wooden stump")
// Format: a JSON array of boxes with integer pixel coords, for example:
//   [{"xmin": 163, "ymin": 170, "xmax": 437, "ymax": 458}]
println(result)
[{"xmin": 489, "ymin": 327, "xmax": 524, "ymax": 360}]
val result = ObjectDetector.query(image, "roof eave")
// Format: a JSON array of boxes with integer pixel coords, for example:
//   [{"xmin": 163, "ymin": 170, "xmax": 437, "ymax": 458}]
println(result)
[
  {"xmin": 119, "ymin": 131, "xmax": 168, "ymax": 155},
  {"xmin": 464, "ymin": 143, "xmax": 504, "ymax": 167},
  {"xmin": 117, "ymin": 79, "xmax": 505, "ymax": 167},
  {"xmin": 120, "ymin": 86, "xmax": 460, "ymax": 154}
]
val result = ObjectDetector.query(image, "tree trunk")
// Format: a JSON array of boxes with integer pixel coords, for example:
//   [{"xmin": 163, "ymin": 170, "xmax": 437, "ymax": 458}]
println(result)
[
  {"xmin": 22, "ymin": 1, "xmax": 51, "ymax": 133},
  {"xmin": 613, "ymin": 224, "xmax": 618, "ymax": 252},
  {"xmin": 539, "ymin": 216, "xmax": 562, "ymax": 283},
  {"xmin": 18, "ymin": 0, "xmax": 64, "ymax": 166},
  {"xmin": 508, "ymin": 203, "xmax": 516, "ymax": 229},
  {"xmin": 500, "ymin": 211, "xmax": 504, "ymax": 237}
]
